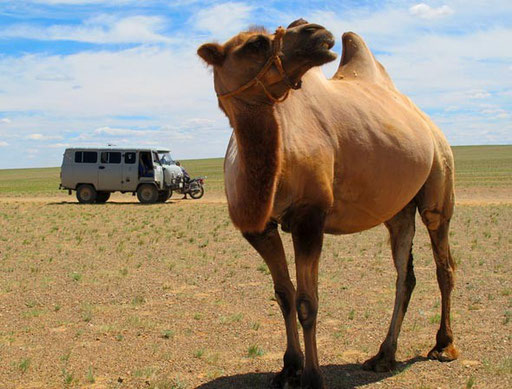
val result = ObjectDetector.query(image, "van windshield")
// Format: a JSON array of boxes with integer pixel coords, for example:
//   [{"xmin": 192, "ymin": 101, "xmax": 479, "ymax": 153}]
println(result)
[{"xmin": 158, "ymin": 152, "xmax": 175, "ymax": 166}]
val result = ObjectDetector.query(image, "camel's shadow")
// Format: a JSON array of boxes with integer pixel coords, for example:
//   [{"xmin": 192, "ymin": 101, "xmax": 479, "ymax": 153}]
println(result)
[{"xmin": 196, "ymin": 357, "xmax": 427, "ymax": 388}]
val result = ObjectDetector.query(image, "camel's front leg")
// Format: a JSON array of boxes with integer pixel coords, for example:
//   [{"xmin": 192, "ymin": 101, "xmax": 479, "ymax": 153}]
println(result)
[
  {"xmin": 243, "ymin": 222, "xmax": 304, "ymax": 388},
  {"xmin": 290, "ymin": 207, "xmax": 326, "ymax": 389}
]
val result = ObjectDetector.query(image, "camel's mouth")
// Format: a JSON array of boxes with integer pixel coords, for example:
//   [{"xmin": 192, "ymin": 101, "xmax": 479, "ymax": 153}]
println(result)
[
  {"xmin": 320, "ymin": 38, "xmax": 335, "ymax": 51},
  {"xmin": 309, "ymin": 35, "xmax": 337, "ymax": 64}
]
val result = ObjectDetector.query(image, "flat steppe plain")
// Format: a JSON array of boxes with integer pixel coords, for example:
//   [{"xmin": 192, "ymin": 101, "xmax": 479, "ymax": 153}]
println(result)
[{"xmin": 0, "ymin": 146, "xmax": 511, "ymax": 388}]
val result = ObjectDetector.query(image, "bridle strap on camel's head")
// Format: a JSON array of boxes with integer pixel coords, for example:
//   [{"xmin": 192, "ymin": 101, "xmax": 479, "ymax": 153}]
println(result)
[{"xmin": 216, "ymin": 27, "xmax": 302, "ymax": 104}]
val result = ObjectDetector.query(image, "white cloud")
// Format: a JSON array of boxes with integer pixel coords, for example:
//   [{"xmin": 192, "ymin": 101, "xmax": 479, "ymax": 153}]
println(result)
[
  {"xmin": 25, "ymin": 0, "xmax": 141, "ymax": 4},
  {"xmin": 0, "ymin": 15, "xmax": 173, "ymax": 44},
  {"xmin": 0, "ymin": 141, "xmax": 8, "ymax": 147},
  {"xmin": 45, "ymin": 143, "xmax": 71, "ymax": 148},
  {"xmin": 30, "ymin": 0, "xmax": 107, "ymax": 3},
  {"xmin": 27, "ymin": 133, "xmax": 63, "ymax": 140},
  {"xmin": 467, "ymin": 89, "xmax": 491, "ymax": 99},
  {"xmin": 0, "ymin": 43, "xmax": 216, "ymax": 117},
  {"xmin": 94, "ymin": 126, "xmax": 151, "ymax": 136},
  {"xmin": 0, "ymin": 118, "xmax": 11, "ymax": 124},
  {"xmin": 193, "ymin": 2, "xmax": 254, "ymax": 38},
  {"xmin": 480, "ymin": 106, "xmax": 510, "ymax": 119},
  {"xmin": 409, "ymin": 3, "xmax": 454, "ymax": 20}
]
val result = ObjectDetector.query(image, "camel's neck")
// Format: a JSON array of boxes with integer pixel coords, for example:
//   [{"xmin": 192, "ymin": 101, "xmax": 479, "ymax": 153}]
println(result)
[{"xmin": 228, "ymin": 103, "xmax": 282, "ymax": 233}]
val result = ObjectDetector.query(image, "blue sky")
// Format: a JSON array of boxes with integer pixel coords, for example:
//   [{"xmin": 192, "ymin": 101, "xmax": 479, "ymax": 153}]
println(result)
[{"xmin": 0, "ymin": 0, "xmax": 511, "ymax": 168}]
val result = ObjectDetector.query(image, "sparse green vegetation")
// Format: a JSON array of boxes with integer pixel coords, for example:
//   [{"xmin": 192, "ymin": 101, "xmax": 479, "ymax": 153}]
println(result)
[
  {"xmin": 247, "ymin": 344, "xmax": 264, "ymax": 358},
  {"xmin": 452, "ymin": 145, "xmax": 512, "ymax": 188},
  {"xmin": 62, "ymin": 368, "xmax": 74, "ymax": 385},
  {"xmin": 193, "ymin": 348, "xmax": 205, "ymax": 358},
  {"xmin": 86, "ymin": 366, "xmax": 95, "ymax": 384},
  {"xmin": 17, "ymin": 358, "xmax": 31, "ymax": 374},
  {"xmin": 161, "ymin": 329, "xmax": 174, "ymax": 339}
]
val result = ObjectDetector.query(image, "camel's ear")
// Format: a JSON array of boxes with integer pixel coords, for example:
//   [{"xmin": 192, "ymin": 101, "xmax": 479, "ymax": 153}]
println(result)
[
  {"xmin": 287, "ymin": 18, "xmax": 308, "ymax": 28},
  {"xmin": 197, "ymin": 43, "xmax": 225, "ymax": 66}
]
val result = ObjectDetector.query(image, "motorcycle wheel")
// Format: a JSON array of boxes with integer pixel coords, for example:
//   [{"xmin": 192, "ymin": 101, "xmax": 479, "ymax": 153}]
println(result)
[{"xmin": 189, "ymin": 185, "xmax": 204, "ymax": 199}]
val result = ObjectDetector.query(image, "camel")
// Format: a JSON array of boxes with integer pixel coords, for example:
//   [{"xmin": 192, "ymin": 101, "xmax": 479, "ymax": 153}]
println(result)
[{"xmin": 197, "ymin": 19, "xmax": 458, "ymax": 389}]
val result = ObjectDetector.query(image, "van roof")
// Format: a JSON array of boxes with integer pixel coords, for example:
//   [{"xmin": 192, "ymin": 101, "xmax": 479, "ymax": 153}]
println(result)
[{"xmin": 65, "ymin": 147, "xmax": 170, "ymax": 153}]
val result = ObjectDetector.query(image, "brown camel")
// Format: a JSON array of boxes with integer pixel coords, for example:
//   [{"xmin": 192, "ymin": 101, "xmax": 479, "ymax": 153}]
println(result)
[{"xmin": 198, "ymin": 19, "xmax": 458, "ymax": 389}]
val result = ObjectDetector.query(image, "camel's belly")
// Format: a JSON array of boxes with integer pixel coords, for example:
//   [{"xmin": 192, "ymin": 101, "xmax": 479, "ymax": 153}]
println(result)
[{"xmin": 324, "ymin": 203, "xmax": 396, "ymax": 234}]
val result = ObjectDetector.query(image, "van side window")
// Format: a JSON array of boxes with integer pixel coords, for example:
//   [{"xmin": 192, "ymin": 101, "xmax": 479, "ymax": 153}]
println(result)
[
  {"xmin": 109, "ymin": 152, "xmax": 121, "ymax": 164},
  {"xmin": 75, "ymin": 151, "xmax": 97, "ymax": 163},
  {"xmin": 153, "ymin": 151, "xmax": 161, "ymax": 165},
  {"xmin": 100, "ymin": 152, "xmax": 121, "ymax": 164},
  {"xmin": 83, "ymin": 151, "xmax": 97, "ymax": 163},
  {"xmin": 125, "ymin": 152, "xmax": 136, "ymax": 164}
]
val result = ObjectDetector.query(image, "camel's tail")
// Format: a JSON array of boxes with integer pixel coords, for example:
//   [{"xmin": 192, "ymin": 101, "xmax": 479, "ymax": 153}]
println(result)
[{"xmin": 332, "ymin": 32, "xmax": 396, "ymax": 90}]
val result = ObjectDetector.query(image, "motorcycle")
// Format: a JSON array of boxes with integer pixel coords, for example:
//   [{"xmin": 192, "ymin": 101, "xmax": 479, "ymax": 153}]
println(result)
[{"xmin": 173, "ymin": 177, "xmax": 205, "ymax": 199}]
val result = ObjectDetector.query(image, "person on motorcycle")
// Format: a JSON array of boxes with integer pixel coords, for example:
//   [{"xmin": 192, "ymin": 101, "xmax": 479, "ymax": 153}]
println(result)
[{"xmin": 176, "ymin": 161, "xmax": 191, "ymax": 199}]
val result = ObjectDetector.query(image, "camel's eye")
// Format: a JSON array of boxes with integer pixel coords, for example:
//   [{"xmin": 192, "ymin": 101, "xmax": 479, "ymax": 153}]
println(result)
[{"xmin": 243, "ymin": 35, "xmax": 269, "ymax": 52}]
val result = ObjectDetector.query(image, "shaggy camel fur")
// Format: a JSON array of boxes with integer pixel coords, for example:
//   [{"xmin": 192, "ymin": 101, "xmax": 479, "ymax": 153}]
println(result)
[{"xmin": 198, "ymin": 19, "xmax": 458, "ymax": 389}]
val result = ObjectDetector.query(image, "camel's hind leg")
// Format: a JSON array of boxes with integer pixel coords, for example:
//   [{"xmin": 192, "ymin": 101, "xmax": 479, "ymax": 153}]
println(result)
[
  {"xmin": 243, "ymin": 222, "xmax": 304, "ymax": 388},
  {"xmin": 416, "ymin": 150, "xmax": 459, "ymax": 362},
  {"xmin": 421, "ymin": 211, "xmax": 459, "ymax": 361},
  {"xmin": 363, "ymin": 202, "xmax": 417, "ymax": 372}
]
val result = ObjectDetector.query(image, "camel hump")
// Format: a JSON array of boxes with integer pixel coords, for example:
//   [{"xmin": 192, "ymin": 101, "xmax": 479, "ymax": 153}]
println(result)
[{"xmin": 333, "ymin": 32, "xmax": 396, "ymax": 89}]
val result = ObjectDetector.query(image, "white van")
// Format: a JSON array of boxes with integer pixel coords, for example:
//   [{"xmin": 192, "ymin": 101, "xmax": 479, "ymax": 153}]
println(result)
[{"xmin": 60, "ymin": 148, "xmax": 184, "ymax": 204}]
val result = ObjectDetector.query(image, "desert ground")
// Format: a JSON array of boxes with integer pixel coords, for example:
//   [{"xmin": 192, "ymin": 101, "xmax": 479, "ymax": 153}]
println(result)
[{"xmin": 0, "ymin": 146, "xmax": 511, "ymax": 388}]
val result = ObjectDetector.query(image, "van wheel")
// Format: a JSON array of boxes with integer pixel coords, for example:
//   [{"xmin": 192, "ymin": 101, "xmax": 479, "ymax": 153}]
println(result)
[
  {"xmin": 157, "ymin": 190, "xmax": 171, "ymax": 203},
  {"xmin": 76, "ymin": 184, "xmax": 97, "ymax": 204},
  {"xmin": 96, "ymin": 192, "xmax": 111, "ymax": 203},
  {"xmin": 137, "ymin": 184, "xmax": 158, "ymax": 204}
]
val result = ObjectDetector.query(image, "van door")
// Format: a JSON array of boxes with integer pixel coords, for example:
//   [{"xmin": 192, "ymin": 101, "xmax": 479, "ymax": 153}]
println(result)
[
  {"xmin": 72, "ymin": 150, "xmax": 99, "ymax": 189},
  {"xmin": 122, "ymin": 151, "xmax": 138, "ymax": 191},
  {"xmin": 152, "ymin": 151, "xmax": 164, "ymax": 189},
  {"xmin": 97, "ymin": 151, "xmax": 123, "ymax": 191}
]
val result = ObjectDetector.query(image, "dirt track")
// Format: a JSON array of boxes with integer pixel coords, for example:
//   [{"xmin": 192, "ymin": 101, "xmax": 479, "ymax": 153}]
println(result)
[
  {"xmin": 1, "ymin": 187, "xmax": 511, "ymax": 205},
  {"xmin": 0, "ymin": 193, "xmax": 228, "ymax": 205}
]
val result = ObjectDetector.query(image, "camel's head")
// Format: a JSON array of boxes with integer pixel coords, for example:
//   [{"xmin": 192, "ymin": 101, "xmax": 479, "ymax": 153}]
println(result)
[{"xmin": 197, "ymin": 19, "xmax": 336, "ymax": 105}]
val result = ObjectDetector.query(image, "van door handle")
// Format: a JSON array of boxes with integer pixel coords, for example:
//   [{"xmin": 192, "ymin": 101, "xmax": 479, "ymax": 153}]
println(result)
[{"xmin": 99, "ymin": 166, "xmax": 105, "ymax": 170}]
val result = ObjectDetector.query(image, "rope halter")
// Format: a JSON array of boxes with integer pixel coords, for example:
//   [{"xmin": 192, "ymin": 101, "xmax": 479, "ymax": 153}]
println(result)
[{"xmin": 216, "ymin": 27, "xmax": 302, "ymax": 104}]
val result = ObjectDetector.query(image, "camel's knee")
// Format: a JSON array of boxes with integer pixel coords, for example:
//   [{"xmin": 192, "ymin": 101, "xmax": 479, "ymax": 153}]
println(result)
[
  {"xmin": 243, "ymin": 220, "xmax": 278, "ymax": 246},
  {"xmin": 421, "ymin": 209, "xmax": 442, "ymax": 231},
  {"xmin": 296, "ymin": 295, "xmax": 318, "ymax": 330},
  {"xmin": 275, "ymin": 288, "xmax": 294, "ymax": 316}
]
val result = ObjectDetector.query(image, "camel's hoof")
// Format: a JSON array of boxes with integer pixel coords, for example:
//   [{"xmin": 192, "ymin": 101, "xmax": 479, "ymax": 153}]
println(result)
[
  {"xmin": 300, "ymin": 368, "xmax": 325, "ymax": 389},
  {"xmin": 428, "ymin": 343, "xmax": 459, "ymax": 362},
  {"xmin": 268, "ymin": 368, "xmax": 302, "ymax": 388},
  {"xmin": 362, "ymin": 353, "xmax": 396, "ymax": 372}
]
